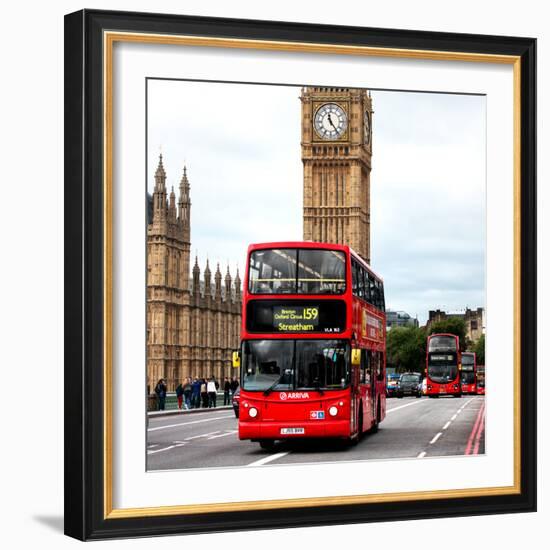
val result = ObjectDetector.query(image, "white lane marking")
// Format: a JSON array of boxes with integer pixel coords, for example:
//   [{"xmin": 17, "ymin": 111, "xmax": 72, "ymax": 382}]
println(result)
[
  {"xmin": 451, "ymin": 414, "xmax": 458, "ymax": 421},
  {"xmin": 247, "ymin": 452, "xmax": 290, "ymax": 467},
  {"xmin": 184, "ymin": 431, "xmax": 220, "ymax": 441},
  {"xmin": 417, "ymin": 452, "xmax": 427, "ymax": 458},
  {"xmin": 442, "ymin": 421, "xmax": 451, "ymax": 430},
  {"xmin": 386, "ymin": 399, "xmax": 427, "ymax": 414},
  {"xmin": 430, "ymin": 432, "xmax": 443, "ymax": 445},
  {"xmin": 147, "ymin": 415, "xmax": 234, "ymax": 432},
  {"xmin": 207, "ymin": 430, "xmax": 238, "ymax": 440},
  {"xmin": 147, "ymin": 445, "xmax": 175, "ymax": 455},
  {"xmin": 458, "ymin": 397, "xmax": 475, "ymax": 412},
  {"xmin": 147, "ymin": 444, "xmax": 159, "ymax": 449}
]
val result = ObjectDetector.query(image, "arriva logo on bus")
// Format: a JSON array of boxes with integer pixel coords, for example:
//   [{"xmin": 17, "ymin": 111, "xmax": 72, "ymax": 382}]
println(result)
[{"xmin": 279, "ymin": 392, "xmax": 310, "ymax": 400}]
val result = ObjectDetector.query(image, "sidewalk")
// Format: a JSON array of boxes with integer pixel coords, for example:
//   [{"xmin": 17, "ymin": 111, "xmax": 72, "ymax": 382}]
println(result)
[{"xmin": 148, "ymin": 397, "xmax": 234, "ymax": 418}]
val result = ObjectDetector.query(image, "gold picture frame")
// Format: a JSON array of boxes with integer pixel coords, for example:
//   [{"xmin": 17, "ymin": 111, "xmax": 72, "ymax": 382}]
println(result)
[{"xmin": 65, "ymin": 9, "xmax": 536, "ymax": 540}]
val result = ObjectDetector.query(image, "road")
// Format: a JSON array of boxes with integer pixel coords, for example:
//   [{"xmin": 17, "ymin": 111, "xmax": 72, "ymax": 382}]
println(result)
[{"xmin": 147, "ymin": 395, "xmax": 485, "ymax": 471}]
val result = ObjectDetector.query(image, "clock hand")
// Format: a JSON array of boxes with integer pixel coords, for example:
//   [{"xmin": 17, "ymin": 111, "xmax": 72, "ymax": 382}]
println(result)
[{"xmin": 327, "ymin": 113, "xmax": 338, "ymax": 131}]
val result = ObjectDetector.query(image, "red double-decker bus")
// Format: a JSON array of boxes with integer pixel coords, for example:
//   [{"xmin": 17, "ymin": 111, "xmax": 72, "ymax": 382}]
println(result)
[
  {"xmin": 476, "ymin": 364, "xmax": 485, "ymax": 395},
  {"xmin": 460, "ymin": 352, "xmax": 477, "ymax": 394},
  {"xmin": 233, "ymin": 242, "xmax": 386, "ymax": 450},
  {"xmin": 426, "ymin": 333, "xmax": 461, "ymax": 397}
]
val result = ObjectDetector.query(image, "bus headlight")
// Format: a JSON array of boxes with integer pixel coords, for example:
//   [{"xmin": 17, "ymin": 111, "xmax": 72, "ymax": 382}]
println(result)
[
  {"xmin": 249, "ymin": 407, "xmax": 258, "ymax": 418},
  {"xmin": 328, "ymin": 406, "xmax": 338, "ymax": 417}
]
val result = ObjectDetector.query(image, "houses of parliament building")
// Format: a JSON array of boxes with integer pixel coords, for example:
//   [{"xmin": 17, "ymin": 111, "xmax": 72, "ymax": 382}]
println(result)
[{"xmin": 147, "ymin": 86, "xmax": 374, "ymax": 391}]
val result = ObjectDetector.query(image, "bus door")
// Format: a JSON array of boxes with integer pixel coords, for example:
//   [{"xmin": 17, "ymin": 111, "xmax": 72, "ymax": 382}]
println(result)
[
  {"xmin": 351, "ymin": 360, "xmax": 360, "ymax": 434},
  {"xmin": 369, "ymin": 351, "xmax": 377, "ymax": 420},
  {"xmin": 361, "ymin": 350, "xmax": 375, "ymax": 423}
]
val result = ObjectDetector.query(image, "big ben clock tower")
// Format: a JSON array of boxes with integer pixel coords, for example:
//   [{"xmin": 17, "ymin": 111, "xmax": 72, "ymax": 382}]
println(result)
[{"xmin": 301, "ymin": 87, "xmax": 373, "ymax": 264}]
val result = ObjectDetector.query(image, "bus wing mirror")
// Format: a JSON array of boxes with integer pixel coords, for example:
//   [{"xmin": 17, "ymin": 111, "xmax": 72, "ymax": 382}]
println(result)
[
  {"xmin": 351, "ymin": 349, "xmax": 361, "ymax": 366},
  {"xmin": 232, "ymin": 351, "xmax": 241, "ymax": 369}
]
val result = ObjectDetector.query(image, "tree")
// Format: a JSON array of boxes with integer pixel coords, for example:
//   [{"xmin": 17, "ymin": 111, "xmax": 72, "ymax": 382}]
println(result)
[
  {"xmin": 474, "ymin": 333, "xmax": 485, "ymax": 364},
  {"xmin": 428, "ymin": 317, "xmax": 468, "ymax": 351},
  {"xmin": 387, "ymin": 326, "xmax": 426, "ymax": 373}
]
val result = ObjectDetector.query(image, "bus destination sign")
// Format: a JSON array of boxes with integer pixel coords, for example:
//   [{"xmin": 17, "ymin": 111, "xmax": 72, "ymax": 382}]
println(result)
[
  {"xmin": 246, "ymin": 300, "xmax": 346, "ymax": 334},
  {"xmin": 273, "ymin": 306, "xmax": 319, "ymax": 332}
]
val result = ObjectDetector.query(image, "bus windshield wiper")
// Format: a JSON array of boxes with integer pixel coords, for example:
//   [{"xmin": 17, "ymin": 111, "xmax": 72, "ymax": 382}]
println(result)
[
  {"xmin": 263, "ymin": 375, "xmax": 283, "ymax": 396},
  {"xmin": 313, "ymin": 380, "xmax": 325, "ymax": 395}
]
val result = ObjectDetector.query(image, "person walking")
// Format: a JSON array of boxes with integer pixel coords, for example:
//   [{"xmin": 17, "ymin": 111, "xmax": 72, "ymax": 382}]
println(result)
[
  {"xmin": 154, "ymin": 378, "xmax": 167, "ymax": 411},
  {"xmin": 223, "ymin": 377, "xmax": 231, "ymax": 406},
  {"xmin": 175, "ymin": 381, "xmax": 184, "ymax": 410},
  {"xmin": 191, "ymin": 377, "xmax": 201, "ymax": 409},
  {"xmin": 183, "ymin": 377, "xmax": 192, "ymax": 410},
  {"xmin": 230, "ymin": 377, "xmax": 239, "ymax": 397},
  {"xmin": 207, "ymin": 377, "xmax": 217, "ymax": 408},
  {"xmin": 200, "ymin": 379, "xmax": 209, "ymax": 408}
]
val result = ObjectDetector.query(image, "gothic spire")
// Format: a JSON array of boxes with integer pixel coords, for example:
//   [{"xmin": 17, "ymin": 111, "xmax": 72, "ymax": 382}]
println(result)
[
  {"xmin": 178, "ymin": 165, "xmax": 191, "ymax": 224},
  {"xmin": 154, "ymin": 153, "xmax": 166, "ymax": 191},
  {"xmin": 234, "ymin": 267, "xmax": 241, "ymax": 298},
  {"xmin": 214, "ymin": 263, "xmax": 222, "ymax": 298},
  {"xmin": 168, "ymin": 186, "xmax": 176, "ymax": 219},
  {"xmin": 204, "ymin": 259, "xmax": 212, "ymax": 296},
  {"xmin": 153, "ymin": 153, "xmax": 167, "ymax": 220}
]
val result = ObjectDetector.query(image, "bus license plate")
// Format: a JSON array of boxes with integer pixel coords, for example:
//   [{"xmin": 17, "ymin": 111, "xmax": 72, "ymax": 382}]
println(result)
[{"xmin": 281, "ymin": 427, "xmax": 305, "ymax": 435}]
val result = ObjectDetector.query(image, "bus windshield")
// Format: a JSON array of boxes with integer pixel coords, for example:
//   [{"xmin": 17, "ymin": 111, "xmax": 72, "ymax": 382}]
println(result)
[
  {"xmin": 462, "ymin": 354, "xmax": 475, "ymax": 366},
  {"xmin": 242, "ymin": 339, "xmax": 350, "ymax": 391},
  {"xmin": 248, "ymin": 248, "xmax": 346, "ymax": 295},
  {"xmin": 428, "ymin": 353, "xmax": 458, "ymax": 383},
  {"xmin": 428, "ymin": 335, "xmax": 457, "ymax": 352}
]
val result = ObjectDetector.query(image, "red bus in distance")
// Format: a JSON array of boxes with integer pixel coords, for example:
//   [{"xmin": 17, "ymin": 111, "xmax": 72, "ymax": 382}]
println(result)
[
  {"xmin": 460, "ymin": 352, "xmax": 477, "ymax": 394},
  {"xmin": 476, "ymin": 364, "xmax": 485, "ymax": 395},
  {"xmin": 234, "ymin": 242, "xmax": 386, "ymax": 450},
  {"xmin": 426, "ymin": 333, "xmax": 461, "ymax": 398}
]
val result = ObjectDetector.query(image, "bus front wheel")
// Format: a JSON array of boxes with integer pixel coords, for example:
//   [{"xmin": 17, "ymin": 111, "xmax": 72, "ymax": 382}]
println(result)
[
  {"xmin": 259, "ymin": 439, "xmax": 276, "ymax": 452},
  {"xmin": 369, "ymin": 401, "xmax": 380, "ymax": 434}
]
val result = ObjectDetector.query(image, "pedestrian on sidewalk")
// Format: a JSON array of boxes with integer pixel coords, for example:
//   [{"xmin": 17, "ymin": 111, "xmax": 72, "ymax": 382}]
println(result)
[
  {"xmin": 175, "ymin": 381, "xmax": 184, "ymax": 410},
  {"xmin": 183, "ymin": 377, "xmax": 193, "ymax": 410},
  {"xmin": 154, "ymin": 378, "xmax": 167, "ymax": 411},
  {"xmin": 200, "ymin": 378, "xmax": 209, "ymax": 408},
  {"xmin": 223, "ymin": 377, "xmax": 231, "ymax": 405},
  {"xmin": 230, "ymin": 377, "xmax": 239, "ymax": 397},
  {"xmin": 207, "ymin": 377, "xmax": 217, "ymax": 408},
  {"xmin": 191, "ymin": 377, "xmax": 201, "ymax": 409}
]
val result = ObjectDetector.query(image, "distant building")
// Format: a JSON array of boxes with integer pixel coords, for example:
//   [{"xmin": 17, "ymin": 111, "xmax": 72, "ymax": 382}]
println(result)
[
  {"xmin": 147, "ymin": 155, "xmax": 242, "ymax": 392},
  {"xmin": 386, "ymin": 310, "xmax": 419, "ymax": 330},
  {"xmin": 427, "ymin": 307, "xmax": 485, "ymax": 343}
]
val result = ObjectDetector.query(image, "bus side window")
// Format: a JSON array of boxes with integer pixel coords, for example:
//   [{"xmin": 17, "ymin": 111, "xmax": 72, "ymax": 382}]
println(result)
[
  {"xmin": 365, "ymin": 350, "xmax": 372, "ymax": 385},
  {"xmin": 364, "ymin": 270, "xmax": 372, "ymax": 304},
  {"xmin": 373, "ymin": 279, "xmax": 380, "ymax": 310},
  {"xmin": 366, "ymin": 272, "xmax": 375, "ymax": 307},
  {"xmin": 358, "ymin": 266, "xmax": 365, "ymax": 299},
  {"xmin": 375, "ymin": 351, "xmax": 384, "ymax": 381},
  {"xmin": 360, "ymin": 349, "xmax": 368, "ymax": 384},
  {"xmin": 352, "ymin": 260, "xmax": 359, "ymax": 297}
]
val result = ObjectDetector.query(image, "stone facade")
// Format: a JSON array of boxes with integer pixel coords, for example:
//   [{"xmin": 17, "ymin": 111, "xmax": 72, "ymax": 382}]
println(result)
[
  {"xmin": 147, "ymin": 155, "xmax": 242, "ymax": 392},
  {"xmin": 301, "ymin": 87, "xmax": 373, "ymax": 264},
  {"xmin": 427, "ymin": 308, "xmax": 485, "ymax": 344}
]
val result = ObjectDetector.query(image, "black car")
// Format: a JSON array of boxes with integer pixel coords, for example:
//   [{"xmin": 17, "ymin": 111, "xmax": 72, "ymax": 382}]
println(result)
[
  {"xmin": 232, "ymin": 388, "xmax": 240, "ymax": 418},
  {"xmin": 397, "ymin": 373, "xmax": 422, "ymax": 398}
]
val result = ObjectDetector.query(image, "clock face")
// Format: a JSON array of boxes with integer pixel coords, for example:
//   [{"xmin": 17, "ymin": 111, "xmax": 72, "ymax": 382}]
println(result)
[
  {"xmin": 314, "ymin": 103, "xmax": 347, "ymax": 140},
  {"xmin": 364, "ymin": 110, "xmax": 371, "ymax": 145}
]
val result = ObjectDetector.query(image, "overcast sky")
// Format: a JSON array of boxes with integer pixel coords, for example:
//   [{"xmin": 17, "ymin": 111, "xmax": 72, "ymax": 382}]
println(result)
[{"xmin": 147, "ymin": 80, "xmax": 485, "ymax": 325}]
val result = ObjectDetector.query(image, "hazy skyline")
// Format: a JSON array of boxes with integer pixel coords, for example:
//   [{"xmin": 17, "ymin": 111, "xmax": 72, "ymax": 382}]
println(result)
[{"xmin": 147, "ymin": 80, "xmax": 485, "ymax": 325}]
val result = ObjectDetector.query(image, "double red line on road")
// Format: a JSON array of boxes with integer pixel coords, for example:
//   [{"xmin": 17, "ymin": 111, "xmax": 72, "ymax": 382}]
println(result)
[{"xmin": 464, "ymin": 400, "xmax": 486, "ymax": 455}]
